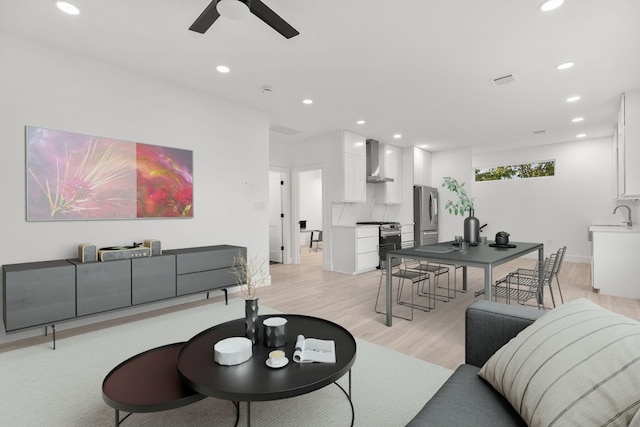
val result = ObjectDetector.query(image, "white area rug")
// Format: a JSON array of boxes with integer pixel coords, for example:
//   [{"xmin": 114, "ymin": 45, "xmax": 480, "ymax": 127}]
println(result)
[{"xmin": 0, "ymin": 298, "xmax": 451, "ymax": 426}]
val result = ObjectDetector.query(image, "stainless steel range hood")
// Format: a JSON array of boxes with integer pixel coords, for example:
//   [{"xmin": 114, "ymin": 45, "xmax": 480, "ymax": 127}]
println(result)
[{"xmin": 366, "ymin": 139, "xmax": 394, "ymax": 183}]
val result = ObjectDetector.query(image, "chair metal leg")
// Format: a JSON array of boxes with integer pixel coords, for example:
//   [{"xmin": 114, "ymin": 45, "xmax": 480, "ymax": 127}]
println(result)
[
  {"xmin": 398, "ymin": 276, "xmax": 433, "ymax": 312},
  {"xmin": 375, "ymin": 276, "xmax": 413, "ymax": 321},
  {"xmin": 555, "ymin": 274, "xmax": 565, "ymax": 303},
  {"xmin": 547, "ymin": 281, "xmax": 556, "ymax": 308}
]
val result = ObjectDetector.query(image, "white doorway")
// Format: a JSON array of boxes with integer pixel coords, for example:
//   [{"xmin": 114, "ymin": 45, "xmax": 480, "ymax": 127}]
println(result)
[
  {"xmin": 268, "ymin": 168, "xmax": 290, "ymax": 264},
  {"xmin": 297, "ymin": 168, "xmax": 323, "ymax": 263}
]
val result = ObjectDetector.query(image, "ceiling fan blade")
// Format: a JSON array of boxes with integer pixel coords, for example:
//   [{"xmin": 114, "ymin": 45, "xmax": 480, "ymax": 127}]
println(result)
[
  {"xmin": 249, "ymin": 0, "xmax": 299, "ymax": 39},
  {"xmin": 189, "ymin": 0, "xmax": 221, "ymax": 34}
]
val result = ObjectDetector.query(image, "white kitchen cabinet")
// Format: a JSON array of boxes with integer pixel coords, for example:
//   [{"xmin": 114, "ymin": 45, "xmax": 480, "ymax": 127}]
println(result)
[
  {"xmin": 401, "ymin": 224, "xmax": 415, "ymax": 248},
  {"xmin": 356, "ymin": 226, "xmax": 379, "ymax": 272},
  {"xmin": 413, "ymin": 147, "xmax": 431, "ymax": 187},
  {"xmin": 342, "ymin": 130, "xmax": 367, "ymax": 203},
  {"xmin": 590, "ymin": 225, "xmax": 640, "ymax": 298},
  {"xmin": 616, "ymin": 90, "xmax": 640, "ymax": 199},
  {"xmin": 331, "ymin": 226, "xmax": 379, "ymax": 274},
  {"xmin": 376, "ymin": 143, "xmax": 402, "ymax": 205}
]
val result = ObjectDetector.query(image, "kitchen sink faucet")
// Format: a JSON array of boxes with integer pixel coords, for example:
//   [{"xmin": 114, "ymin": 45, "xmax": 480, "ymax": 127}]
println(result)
[{"xmin": 613, "ymin": 204, "xmax": 633, "ymax": 227}]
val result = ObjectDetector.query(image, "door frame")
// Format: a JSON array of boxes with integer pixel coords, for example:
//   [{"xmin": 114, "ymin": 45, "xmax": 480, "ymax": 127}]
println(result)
[
  {"xmin": 269, "ymin": 166, "xmax": 292, "ymax": 264},
  {"xmin": 291, "ymin": 163, "xmax": 325, "ymax": 265}
]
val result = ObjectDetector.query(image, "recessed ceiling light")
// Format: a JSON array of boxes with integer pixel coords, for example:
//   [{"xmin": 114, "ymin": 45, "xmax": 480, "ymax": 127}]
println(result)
[
  {"xmin": 216, "ymin": 65, "xmax": 230, "ymax": 73},
  {"xmin": 56, "ymin": 1, "xmax": 80, "ymax": 15},
  {"xmin": 566, "ymin": 96, "xmax": 581, "ymax": 103},
  {"xmin": 556, "ymin": 62, "xmax": 574, "ymax": 70},
  {"xmin": 302, "ymin": 99, "xmax": 313, "ymax": 105},
  {"xmin": 393, "ymin": 134, "xmax": 402, "ymax": 139},
  {"xmin": 356, "ymin": 120, "xmax": 365, "ymax": 125},
  {"xmin": 572, "ymin": 117, "xmax": 585, "ymax": 122},
  {"xmin": 576, "ymin": 133, "xmax": 587, "ymax": 138},
  {"xmin": 539, "ymin": 0, "xmax": 564, "ymax": 12}
]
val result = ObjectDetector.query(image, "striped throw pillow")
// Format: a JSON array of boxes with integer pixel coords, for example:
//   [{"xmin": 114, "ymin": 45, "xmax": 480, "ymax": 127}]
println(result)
[{"xmin": 478, "ymin": 298, "xmax": 640, "ymax": 427}]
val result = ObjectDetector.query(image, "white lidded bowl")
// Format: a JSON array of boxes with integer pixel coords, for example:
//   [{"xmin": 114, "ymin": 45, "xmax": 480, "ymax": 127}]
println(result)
[{"xmin": 214, "ymin": 337, "xmax": 252, "ymax": 365}]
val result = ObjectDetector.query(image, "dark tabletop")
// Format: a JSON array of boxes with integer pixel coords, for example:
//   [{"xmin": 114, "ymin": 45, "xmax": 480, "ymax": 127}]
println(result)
[
  {"xmin": 102, "ymin": 342, "xmax": 205, "ymax": 413},
  {"xmin": 392, "ymin": 241, "xmax": 543, "ymax": 267},
  {"xmin": 177, "ymin": 314, "xmax": 357, "ymax": 402}
]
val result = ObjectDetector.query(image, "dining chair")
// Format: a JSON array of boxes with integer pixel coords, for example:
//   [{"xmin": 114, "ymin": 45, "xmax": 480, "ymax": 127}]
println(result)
[
  {"xmin": 309, "ymin": 230, "xmax": 323, "ymax": 252},
  {"xmin": 374, "ymin": 243, "xmax": 431, "ymax": 321},
  {"xmin": 495, "ymin": 246, "xmax": 566, "ymax": 307},
  {"xmin": 490, "ymin": 256, "xmax": 553, "ymax": 310},
  {"xmin": 411, "ymin": 261, "xmax": 452, "ymax": 302},
  {"xmin": 551, "ymin": 246, "xmax": 567, "ymax": 304}
]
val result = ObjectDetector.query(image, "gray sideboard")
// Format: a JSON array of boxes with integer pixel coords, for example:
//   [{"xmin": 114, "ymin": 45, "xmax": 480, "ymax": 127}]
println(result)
[
  {"xmin": 2, "ymin": 244, "xmax": 245, "ymax": 334},
  {"xmin": 2, "ymin": 260, "xmax": 76, "ymax": 331},
  {"xmin": 164, "ymin": 245, "xmax": 246, "ymax": 297}
]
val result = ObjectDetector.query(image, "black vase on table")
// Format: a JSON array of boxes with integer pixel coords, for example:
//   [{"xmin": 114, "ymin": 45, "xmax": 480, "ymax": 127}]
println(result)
[
  {"xmin": 464, "ymin": 209, "xmax": 480, "ymax": 245},
  {"xmin": 245, "ymin": 298, "xmax": 259, "ymax": 345}
]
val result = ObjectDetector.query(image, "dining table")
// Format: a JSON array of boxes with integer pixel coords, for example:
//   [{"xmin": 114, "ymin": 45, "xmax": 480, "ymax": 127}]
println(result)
[{"xmin": 385, "ymin": 240, "xmax": 544, "ymax": 326}]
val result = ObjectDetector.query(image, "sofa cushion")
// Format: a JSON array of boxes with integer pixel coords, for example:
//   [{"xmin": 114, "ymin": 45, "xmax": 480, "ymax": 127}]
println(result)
[
  {"xmin": 479, "ymin": 298, "xmax": 640, "ymax": 427},
  {"xmin": 407, "ymin": 364, "xmax": 526, "ymax": 427}
]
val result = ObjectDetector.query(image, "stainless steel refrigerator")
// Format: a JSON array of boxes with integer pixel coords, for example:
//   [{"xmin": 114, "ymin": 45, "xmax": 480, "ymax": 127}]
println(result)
[{"xmin": 414, "ymin": 186, "xmax": 438, "ymax": 246}]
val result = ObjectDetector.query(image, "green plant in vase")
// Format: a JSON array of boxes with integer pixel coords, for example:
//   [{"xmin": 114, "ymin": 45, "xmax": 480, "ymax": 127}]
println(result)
[
  {"xmin": 441, "ymin": 176, "xmax": 475, "ymax": 216},
  {"xmin": 442, "ymin": 177, "xmax": 479, "ymax": 244}
]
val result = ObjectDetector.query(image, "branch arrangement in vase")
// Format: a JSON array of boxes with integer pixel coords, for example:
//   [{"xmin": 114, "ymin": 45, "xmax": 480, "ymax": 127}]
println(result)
[
  {"xmin": 442, "ymin": 176, "xmax": 475, "ymax": 216},
  {"xmin": 232, "ymin": 252, "xmax": 268, "ymax": 299}
]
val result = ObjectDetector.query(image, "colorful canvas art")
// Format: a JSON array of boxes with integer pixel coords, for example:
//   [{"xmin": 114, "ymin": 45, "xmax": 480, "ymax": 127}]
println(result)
[{"xmin": 26, "ymin": 126, "xmax": 193, "ymax": 221}]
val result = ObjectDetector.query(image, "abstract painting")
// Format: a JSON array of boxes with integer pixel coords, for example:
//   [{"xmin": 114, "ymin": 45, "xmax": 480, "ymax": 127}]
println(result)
[{"xmin": 26, "ymin": 126, "xmax": 193, "ymax": 221}]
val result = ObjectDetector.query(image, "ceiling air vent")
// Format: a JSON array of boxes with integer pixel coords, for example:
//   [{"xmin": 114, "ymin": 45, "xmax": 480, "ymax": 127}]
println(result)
[
  {"xmin": 533, "ymin": 130, "xmax": 546, "ymax": 135},
  {"xmin": 270, "ymin": 125, "xmax": 302, "ymax": 136},
  {"xmin": 492, "ymin": 74, "xmax": 516, "ymax": 87}
]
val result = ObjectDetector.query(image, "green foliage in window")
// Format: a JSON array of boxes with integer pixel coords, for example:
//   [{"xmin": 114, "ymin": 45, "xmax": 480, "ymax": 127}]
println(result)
[{"xmin": 475, "ymin": 161, "xmax": 555, "ymax": 182}]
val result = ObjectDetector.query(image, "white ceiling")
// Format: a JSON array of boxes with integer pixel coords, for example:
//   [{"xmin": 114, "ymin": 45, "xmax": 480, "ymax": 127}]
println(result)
[{"xmin": 1, "ymin": 0, "xmax": 639, "ymax": 152}]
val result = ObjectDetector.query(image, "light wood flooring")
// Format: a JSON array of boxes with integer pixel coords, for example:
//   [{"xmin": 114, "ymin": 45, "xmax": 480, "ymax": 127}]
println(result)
[
  {"xmin": 260, "ymin": 247, "xmax": 640, "ymax": 370},
  {"xmin": 3, "ymin": 246, "xmax": 640, "ymax": 370}
]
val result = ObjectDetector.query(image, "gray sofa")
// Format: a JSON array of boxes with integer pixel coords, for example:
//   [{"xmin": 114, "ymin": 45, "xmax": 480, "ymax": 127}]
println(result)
[{"xmin": 407, "ymin": 300, "xmax": 545, "ymax": 427}]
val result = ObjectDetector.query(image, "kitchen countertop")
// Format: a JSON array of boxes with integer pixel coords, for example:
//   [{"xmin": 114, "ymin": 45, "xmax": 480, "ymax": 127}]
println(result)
[{"xmin": 588, "ymin": 225, "xmax": 640, "ymax": 233}]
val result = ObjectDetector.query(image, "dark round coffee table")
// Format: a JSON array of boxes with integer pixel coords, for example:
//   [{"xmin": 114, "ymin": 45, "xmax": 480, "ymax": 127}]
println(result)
[
  {"xmin": 102, "ymin": 342, "xmax": 206, "ymax": 426},
  {"xmin": 177, "ymin": 314, "xmax": 357, "ymax": 426}
]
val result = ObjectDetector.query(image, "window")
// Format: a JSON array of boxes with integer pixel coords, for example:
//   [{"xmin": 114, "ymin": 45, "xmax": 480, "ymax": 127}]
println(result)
[{"xmin": 475, "ymin": 160, "xmax": 555, "ymax": 182}]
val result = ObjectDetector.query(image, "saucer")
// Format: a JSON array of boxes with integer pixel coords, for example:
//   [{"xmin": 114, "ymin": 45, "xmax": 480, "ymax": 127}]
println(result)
[{"xmin": 266, "ymin": 356, "xmax": 289, "ymax": 369}]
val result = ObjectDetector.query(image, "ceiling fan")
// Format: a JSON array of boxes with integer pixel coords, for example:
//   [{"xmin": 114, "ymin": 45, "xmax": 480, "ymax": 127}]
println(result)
[{"xmin": 189, "ymin": 0, "xmax": 299, "ymax": 39}]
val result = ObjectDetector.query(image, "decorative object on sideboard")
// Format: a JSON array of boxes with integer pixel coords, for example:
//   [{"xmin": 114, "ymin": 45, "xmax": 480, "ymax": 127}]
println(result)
[
  {"xmin": 143, "ymin": 239, "xmax": 162, "ymax": 256},
  {"xmin": 98, "ymin": 242, "xmax": 151, "ymax": 261},
  {"xmin": 232, "ymin": 253, "xmax": 268, "ymax": 345},
  {"xmin": 78, "ymin": 243, "xmax": 97, "ymax": 262},
  {"xmin": 442, "ymin": 176, "xmax": 479, "ymax": 244}
]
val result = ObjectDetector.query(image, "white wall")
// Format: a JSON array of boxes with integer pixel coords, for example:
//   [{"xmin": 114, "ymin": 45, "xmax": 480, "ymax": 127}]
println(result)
[
  {"xmin": 430, "ymin": 139, "xmax": 614, "ymax": 263},
  {"xmin": 472, "ymin": 137, "xmax": 614, "ymax": 263},
  {"xmin": 431, "ymin": 148, "xmax": 474, "ymax": 243},
  {"xmin": 0, "ymin": 34, "xmax": 270, "ymax": 341}
]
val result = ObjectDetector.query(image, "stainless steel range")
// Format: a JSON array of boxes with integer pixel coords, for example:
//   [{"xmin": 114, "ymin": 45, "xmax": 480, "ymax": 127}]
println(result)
[{"xmin": 356, "ymin": 221, "xmax": 402, "ymax": 267}]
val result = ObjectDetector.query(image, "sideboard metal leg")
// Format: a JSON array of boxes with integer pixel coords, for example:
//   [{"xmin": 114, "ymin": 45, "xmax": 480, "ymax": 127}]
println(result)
[{"xmin": 50, "ymin": 324, "xmax": 56, "ymax": 350}]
